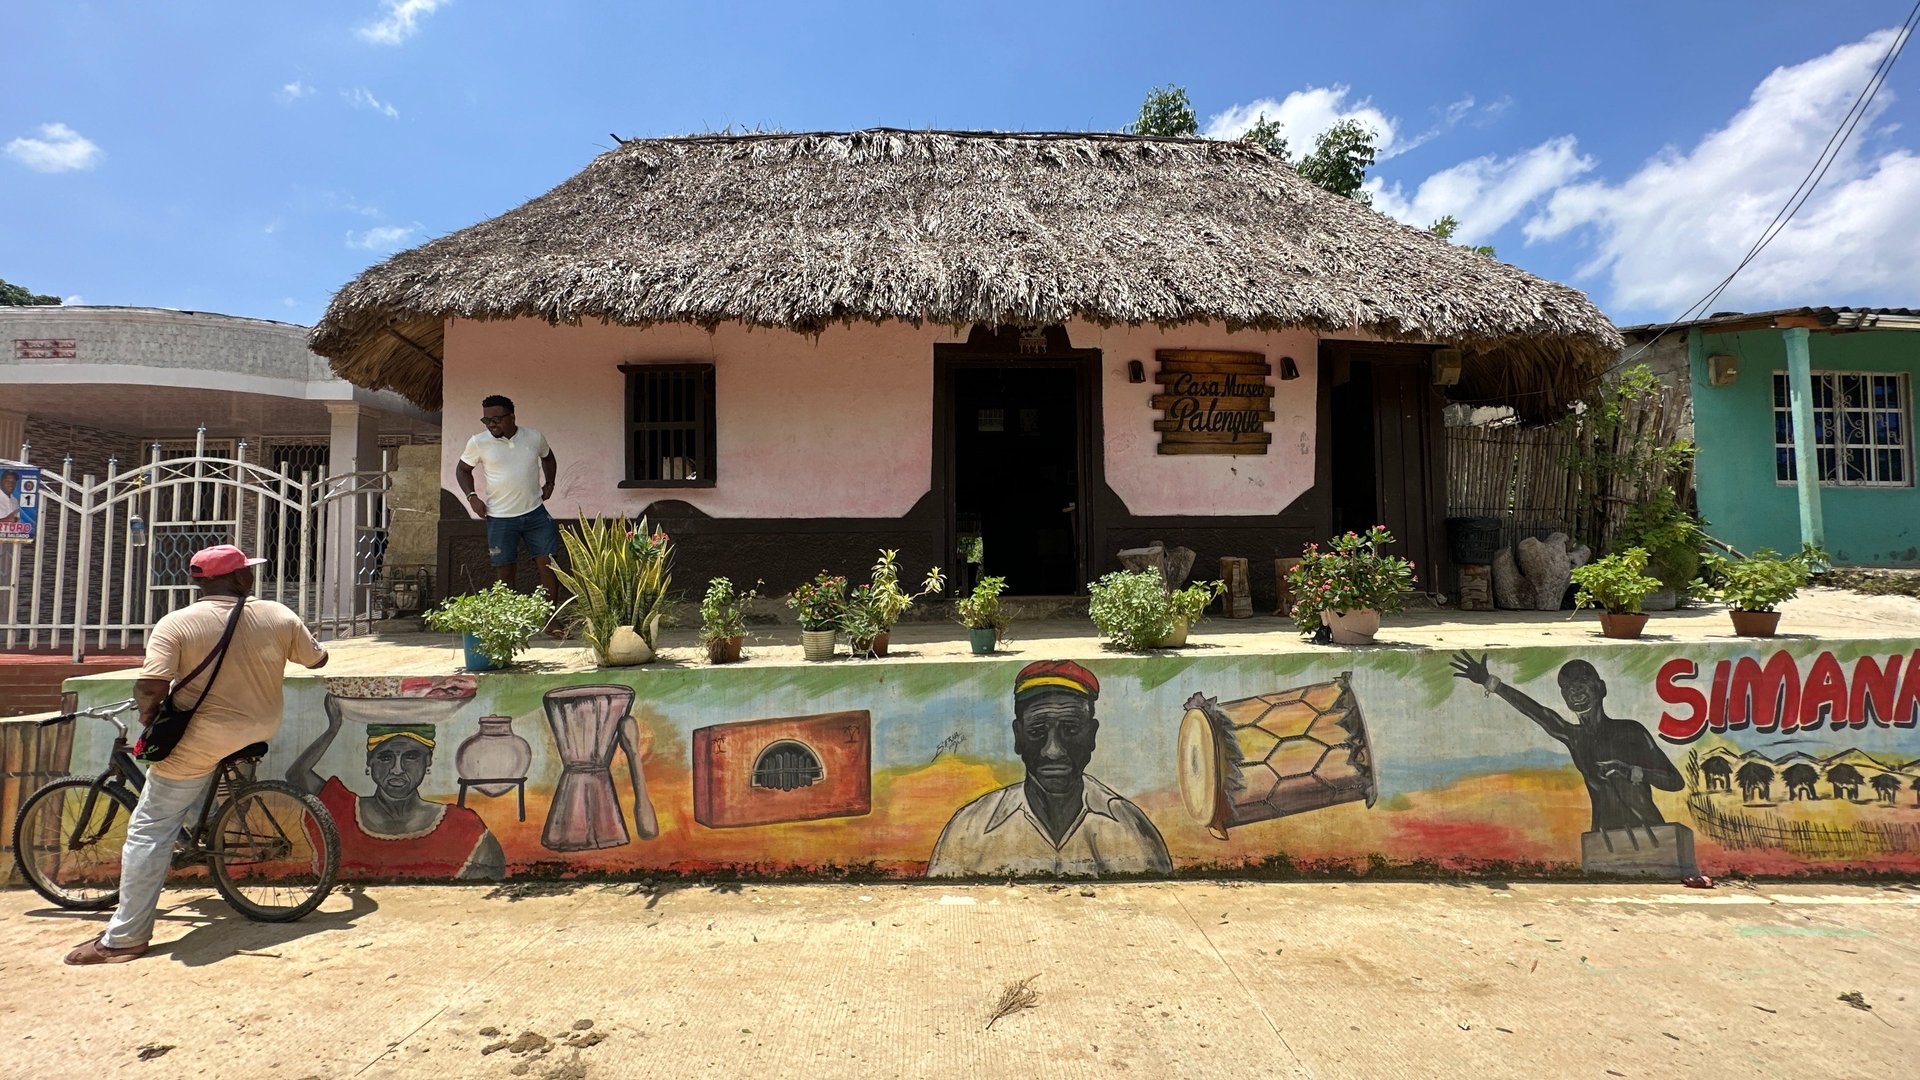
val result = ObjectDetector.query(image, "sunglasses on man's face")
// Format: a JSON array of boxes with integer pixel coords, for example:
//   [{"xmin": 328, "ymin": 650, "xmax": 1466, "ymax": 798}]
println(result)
[{"xmin": 480, "ymin": 414, "xmax": 511, "ymax": 424}]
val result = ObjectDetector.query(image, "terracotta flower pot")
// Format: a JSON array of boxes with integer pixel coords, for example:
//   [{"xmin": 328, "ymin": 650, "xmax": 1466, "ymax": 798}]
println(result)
[
  {"xmin": 801, "ymin": 629, "xmax": 837, "ymax": 661},
  {"xmin": 852, "ymin": 631, "xmax": 890, "ymax": 658},
  {"xmin": 1729, "ymin": 610, "xmax": 1780, "ymax": 637},
  {"xmin": 1153, "ymin": 618, "xmax": 1190, "ymax": 648},
  {"xmin": 1598, "ymin": 612, "xmax": 1649, "ymax": 639},
  {"xmin": 1321, "ymin": 609, "xmax": 1381, "ymax": 645},
  {"xmin": 705, "ymin": 635, "xmax": 744, "ymax": 664}
]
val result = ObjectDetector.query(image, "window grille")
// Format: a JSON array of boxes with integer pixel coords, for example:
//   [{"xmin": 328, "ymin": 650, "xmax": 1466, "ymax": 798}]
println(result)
[
  {"xmin": 751, "ymin": 740, "xmax": 824, "ymax": 791},
  {"xmin": 1773, "ymin": 371, "xmax": 1910, "ymax": 487},
  {"xmin": 620, "ymin": 364, "xmax": 715, "ymax": 487}
]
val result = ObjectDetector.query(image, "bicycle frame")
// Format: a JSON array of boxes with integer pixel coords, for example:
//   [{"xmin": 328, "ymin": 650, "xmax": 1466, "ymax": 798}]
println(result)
[{"xmin": 46, "ymin": 701, "xmax": 240, "ymax": 863}]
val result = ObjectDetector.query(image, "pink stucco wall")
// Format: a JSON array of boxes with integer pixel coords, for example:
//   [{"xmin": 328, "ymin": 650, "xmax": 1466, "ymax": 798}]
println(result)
[{"xmin": 443, "ymin": 317, "xmax": 1335, "ymax": 521}]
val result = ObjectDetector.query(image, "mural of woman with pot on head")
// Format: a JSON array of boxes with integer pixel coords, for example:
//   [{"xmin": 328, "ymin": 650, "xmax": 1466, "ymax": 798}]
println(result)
[{"xmin": 288, "ymin": 677, "xmax": 507, "ymax": 881}]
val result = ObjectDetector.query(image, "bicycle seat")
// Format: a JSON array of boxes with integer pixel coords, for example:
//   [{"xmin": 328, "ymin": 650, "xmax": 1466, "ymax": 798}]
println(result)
[{"xmin": 221, "ymin": 742, "xmax": 270, "ymax": 765}]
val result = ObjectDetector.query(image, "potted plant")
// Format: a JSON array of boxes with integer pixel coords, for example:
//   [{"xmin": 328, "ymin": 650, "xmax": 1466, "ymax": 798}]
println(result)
[
  {"xmin": 845, "ymin": 549, "xmax": 945, "ymax": 657},
  {"xmin": 1703, "ymin": 545, "xmax": 1824, "ymax": 637},
  {"xmin": 698, "ymin": 576, "xmax": 759, "ymax": 663},
  {"xmin": 1284, "ymin": 526, "xmax": 1417, "ymax": 645},
  {"xmin": 1617, "ymin": 488, "xmax": 1707, "ymax": 609},
  {"xmin": 424, "ymin": 581, "xmax": 556, "ymax": 671},
  {"xmin": 552, "ymin": 515, "xmax": 673, "ymax": 666},
  {"xmin": 1088, "ymin": 570, "xmax": 1225, "ymax": 651},
  {"xmin": 786, "ymin": 570, "xmax": 848, "ymax": 661},
  {"xmin": 955, "ymin": 575, "xmax": 1009, "ymax": 655},
  {"xmin": 1570, "ymin": 546, "xmax": 1662, "ymax": 639}
]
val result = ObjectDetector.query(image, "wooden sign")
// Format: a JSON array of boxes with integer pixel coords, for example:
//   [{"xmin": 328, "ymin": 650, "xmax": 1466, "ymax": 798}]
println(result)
[{"xmin": 1152, "ymin": 349, "xmax": 1274, "ymax": 455}]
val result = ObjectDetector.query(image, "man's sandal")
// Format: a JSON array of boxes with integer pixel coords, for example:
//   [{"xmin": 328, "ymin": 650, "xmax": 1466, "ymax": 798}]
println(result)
[{"xmin": 64, "ymin": 934, "xmax": 148, "ymax": 966}]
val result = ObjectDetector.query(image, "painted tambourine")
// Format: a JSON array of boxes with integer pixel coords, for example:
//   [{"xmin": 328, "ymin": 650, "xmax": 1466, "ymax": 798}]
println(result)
[{"xmin": 1177, "ymin": 673, "xmax": 1378, "ymax": 840}]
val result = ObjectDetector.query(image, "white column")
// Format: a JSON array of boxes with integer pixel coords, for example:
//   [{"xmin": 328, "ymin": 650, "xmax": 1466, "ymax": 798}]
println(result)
[
  {"xmin": 1782, "ymin": 328, "xmax": 1825, "ymax": 549},
  {"xmin": 0, "ymin": 410, "xmax": 25, "ymax": 462},
  {"xmin": 323, "ymin": 404, "xmax": 382, "ymax": 625}
]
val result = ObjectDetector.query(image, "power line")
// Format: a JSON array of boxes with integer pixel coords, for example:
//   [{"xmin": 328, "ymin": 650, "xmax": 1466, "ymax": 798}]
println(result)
[{"xmin": 1605, "ymin": 7, "xmax": 1919, "ymax": 378}]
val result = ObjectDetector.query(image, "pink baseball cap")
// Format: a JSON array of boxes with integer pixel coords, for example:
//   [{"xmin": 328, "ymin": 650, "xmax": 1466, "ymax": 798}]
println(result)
[{"xmin": 190, "ymin": 544, "xmax": 268, "ymax": 579}]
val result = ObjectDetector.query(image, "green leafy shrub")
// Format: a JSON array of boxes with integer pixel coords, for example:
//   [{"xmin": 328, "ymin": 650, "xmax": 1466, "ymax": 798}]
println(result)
[
  {"xmin": 1703, "ymin": 545, "xmax": 1826, "ymax": 612},
  {"xmin": 698, "ymin": 576, "xmax": 759, "ymax": 645},
  {"xmin": 1571, "ymin": 547, "xmax": 1662, "ymax": 614},
  {"xmin": 1618, "ymin": 488, "xmax": 1708, "ymax": 594},
  {"xmin": 1284, "ymin": 526, "xmax": 1418, "ymax": 634},
  {"xmin": 1088, "ymin": 571, "xmax": 1224, "ymax": 650},
  {"xmin": 785, "ymin": 571, "xmax": 849, "ymax": 632},
  {"xmin": 552, "ymin": 514, "xmax": 674, "ymax": 664},
  {"xmin": 845, "ymin": 549, "xmax": 945, "ymax": 640},
  {"xmin": 955, "ymin": 576, "xmax": 1010, "ymax": 637},
  {"xmin": 424, "ymin": 581, "xmax": 555, "ymax": 667}
]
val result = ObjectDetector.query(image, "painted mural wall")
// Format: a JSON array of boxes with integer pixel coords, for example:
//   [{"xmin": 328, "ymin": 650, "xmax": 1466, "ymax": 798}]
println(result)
[
  {"xmin": 442, "ymin": 317, "xmax": 1326, "ymax": 523},
  {"xmin": 1690, "ymin": 327, "xmax": 1919, "ymax": 566},
  {"xmin": 64, "ymin": 637, "xmax": 1920, "ymax": 881}
]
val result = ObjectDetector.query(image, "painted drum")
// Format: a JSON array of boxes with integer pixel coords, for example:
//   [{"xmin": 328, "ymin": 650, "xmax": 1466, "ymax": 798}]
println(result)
[{"xmin": 1176, "ymin": 673, "xmax": 1378, "ymax": 840}]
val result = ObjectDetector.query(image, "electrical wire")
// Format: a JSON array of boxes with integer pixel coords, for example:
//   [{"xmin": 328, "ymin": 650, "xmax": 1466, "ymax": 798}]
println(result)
[{"xmin": 1605, "ymin": 7, "xmax": 1919, "ymax": 378}]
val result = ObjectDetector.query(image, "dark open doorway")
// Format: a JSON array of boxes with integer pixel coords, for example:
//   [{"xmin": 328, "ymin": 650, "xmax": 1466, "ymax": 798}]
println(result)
[
  {"xmin": 950, "ymin": 366, "xmax": 1083, "ymax": 594},
  {"xmin": 1319, "ymin": 341, "xmax": 1449, "ymax": 591},
  {"xmin": 1328, "ymin": 360, "xmax": 1377, "ymax": 538}
]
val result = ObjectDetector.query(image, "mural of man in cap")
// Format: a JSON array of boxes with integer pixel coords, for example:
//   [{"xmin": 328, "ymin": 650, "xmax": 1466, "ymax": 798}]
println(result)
[
  {"xmin": 928, "ymin": 660, "xmax": 1171, "ymax": 877},
  {"xmin": 288, "ymin": 698, "xmax": 504, "ymax": 881}
]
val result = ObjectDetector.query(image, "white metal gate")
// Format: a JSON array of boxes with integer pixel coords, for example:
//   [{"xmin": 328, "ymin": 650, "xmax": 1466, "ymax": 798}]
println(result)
[{"xmin": 0, "ymin": 430, "xmax": 392, "ymax": 659}]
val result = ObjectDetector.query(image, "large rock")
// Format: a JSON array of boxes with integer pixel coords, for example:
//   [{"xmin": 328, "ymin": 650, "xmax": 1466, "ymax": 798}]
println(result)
[{"xmin": 1494, "ymin": 532, "xmax": 1584, "ymax": 611}]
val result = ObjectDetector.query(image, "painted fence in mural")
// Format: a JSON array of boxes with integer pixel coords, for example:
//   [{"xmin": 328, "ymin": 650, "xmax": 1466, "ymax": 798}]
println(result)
[{"xmin": 61, "ymin": 637, "xmax": 1920, "ymax": 881}]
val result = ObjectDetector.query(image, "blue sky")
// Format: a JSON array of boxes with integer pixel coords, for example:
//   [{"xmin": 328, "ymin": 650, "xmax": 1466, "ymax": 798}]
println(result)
[{"xmin": 5, "ymin": 1, "xmax": 1916, "ymax": 329}]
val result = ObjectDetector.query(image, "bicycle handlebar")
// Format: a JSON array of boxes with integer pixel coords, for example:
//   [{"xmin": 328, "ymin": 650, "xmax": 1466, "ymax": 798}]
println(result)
[{"xmin": 40, "ymin": 698, "xmax": 139, "ymax": 740}]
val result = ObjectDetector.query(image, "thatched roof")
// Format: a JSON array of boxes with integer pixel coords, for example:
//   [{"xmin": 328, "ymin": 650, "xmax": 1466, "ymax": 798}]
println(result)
[{"xmin": 311, "ymin": 129, "xmax": 1621, "ymax": 420}]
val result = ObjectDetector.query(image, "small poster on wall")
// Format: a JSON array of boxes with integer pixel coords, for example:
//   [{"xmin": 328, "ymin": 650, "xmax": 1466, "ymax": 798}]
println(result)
[{"xmin": 0, "ymin": 465, "xmax": 41, "ymax": 544}]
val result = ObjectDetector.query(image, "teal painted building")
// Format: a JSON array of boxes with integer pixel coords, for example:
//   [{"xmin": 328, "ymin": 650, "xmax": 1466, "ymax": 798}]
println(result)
[{"xmin": 1627, "ymin": 308, "xmax": 1918, "ymax": 567}]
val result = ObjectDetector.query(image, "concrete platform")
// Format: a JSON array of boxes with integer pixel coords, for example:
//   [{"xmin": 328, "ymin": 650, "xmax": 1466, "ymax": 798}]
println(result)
[
  {"xmin": 261, "ymin": 586, "xmax": 1920, "ymax": 677},
  {"xmin": 4, "ymin": 880, "xmax": 1915, "ymax": 1078}
]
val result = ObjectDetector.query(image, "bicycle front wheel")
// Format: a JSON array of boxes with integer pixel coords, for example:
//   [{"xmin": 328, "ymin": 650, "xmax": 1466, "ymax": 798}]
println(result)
[
  {"xmin": 207, "ymin": 780, "xmax": 339, "ymax": 922},
  {"xmin": 11, "ymin": 775, "xmax": 138, "ymax": 910}
]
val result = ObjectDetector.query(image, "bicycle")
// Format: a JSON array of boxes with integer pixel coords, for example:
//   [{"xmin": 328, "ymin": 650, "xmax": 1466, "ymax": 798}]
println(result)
[{"xmin": 11, "ymin": 698, "xmax": 341, "ymax": 922}]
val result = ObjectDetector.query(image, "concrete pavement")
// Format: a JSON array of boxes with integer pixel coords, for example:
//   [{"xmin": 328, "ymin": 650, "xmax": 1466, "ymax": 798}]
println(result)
[{"xmin": 2, "ymin": 879, "xmax": 1915, "ymax": 1079}]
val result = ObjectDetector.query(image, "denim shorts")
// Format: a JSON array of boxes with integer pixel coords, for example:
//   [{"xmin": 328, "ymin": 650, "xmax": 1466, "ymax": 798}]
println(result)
[{"xmin": 486, "ymin": 506, "xmax": 560, "ymax": 566}]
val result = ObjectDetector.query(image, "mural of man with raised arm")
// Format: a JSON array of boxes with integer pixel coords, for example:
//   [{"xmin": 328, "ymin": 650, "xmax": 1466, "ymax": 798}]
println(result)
[
  {"xmin": 1449, "ymin": 652, "xmax": 1683, "ymax": 831},
  {"xmin": 928, "ymin": 660, "xmax": 1171, "ymax": 878}
]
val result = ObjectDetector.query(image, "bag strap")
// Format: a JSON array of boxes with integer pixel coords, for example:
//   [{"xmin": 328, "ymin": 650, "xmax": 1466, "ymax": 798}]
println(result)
[{"xmin": 167, "ymin": 597, "xmax": 248, "ymax": 709}]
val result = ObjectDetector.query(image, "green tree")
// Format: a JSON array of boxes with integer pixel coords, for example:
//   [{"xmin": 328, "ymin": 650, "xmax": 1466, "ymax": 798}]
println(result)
[
  {"xmin": 0, "ymin": 278, "xmax": 61, "ymax": 306},
  {"xmin": 1129, "ymin": 85, "xmax": 1198, "ymax": 137},
  {"xmin": 1429, "ymin": 215, "xmax": 1497, "ymax": 258},
  {"xmin": 1296, "ymin": 119, "xmax": 1378, "ymax": 205},
  {"xmin": 1241, "ymin": 113, "xmax": 1289, "ymax": 161}
]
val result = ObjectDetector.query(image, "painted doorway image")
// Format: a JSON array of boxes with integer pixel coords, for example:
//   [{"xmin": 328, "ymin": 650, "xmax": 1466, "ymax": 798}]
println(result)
[{"xmin": 951, "ymin": 365, "xmax": 1083, "ymax": 595}]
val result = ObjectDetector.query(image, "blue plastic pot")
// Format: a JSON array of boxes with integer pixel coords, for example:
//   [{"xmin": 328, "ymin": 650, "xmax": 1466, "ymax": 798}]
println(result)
[{"xmin": 463, "ymin": 632, "xmax": 500, "ymax": 671}]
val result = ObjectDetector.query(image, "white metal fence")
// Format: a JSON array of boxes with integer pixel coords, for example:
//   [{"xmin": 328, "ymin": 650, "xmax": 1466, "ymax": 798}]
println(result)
[{"xmin": 0, "ymin": 430, "xmax": 392, "ymax": 659}]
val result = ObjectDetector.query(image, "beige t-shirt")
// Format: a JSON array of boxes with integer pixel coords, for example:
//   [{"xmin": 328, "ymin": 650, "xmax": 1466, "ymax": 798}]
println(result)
[{"xmin": 138, "ymin": 596, "xmax": 327, "ymax": 780}]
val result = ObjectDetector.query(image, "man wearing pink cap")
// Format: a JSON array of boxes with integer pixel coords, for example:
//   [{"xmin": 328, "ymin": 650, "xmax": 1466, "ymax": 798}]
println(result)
[{"xmin": 65, "ymin": 545, "xmax": 329, "ymax": 966}]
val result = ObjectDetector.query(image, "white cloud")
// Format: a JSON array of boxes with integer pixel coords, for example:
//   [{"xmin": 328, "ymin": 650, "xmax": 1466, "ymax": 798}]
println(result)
[
  {"xmin": 281, "ymin": 297, "xmax": 300, "ymax": 308},
  {"xmin": 344, "ymin": 87, "xmax": 400, "ymax": 120},
  {"xmin": 1205, "ymin": 86, "xmax": 1400, "ymax": 158},
  {"xmin": 263, "ymin": 218, "xmax": 282, "ymax": 235},
  {"xmin": 347, "ymin": 224, "xmax": 419, "ymax": 251},
  {"xmin": 278, "ymin": 81, "xmax": 313, "ymax": 103},
  {"xmin": 1369, "ymin": 136, "xmax": 1595, "ymax": 242},
  {"xmin": 357, "ymin": 0, "xmax": 450, "ymax": 45},
  {"xmin": 5, "ymin": 122, "xmax": 103, "ymax": 172},
  {"xmin": 62, "ymin": 295, "xmax": 82, "ymax": 305},
  {"xmin": 1525, "ymin": 27, "xmax": 1920, "ymax": 316}
]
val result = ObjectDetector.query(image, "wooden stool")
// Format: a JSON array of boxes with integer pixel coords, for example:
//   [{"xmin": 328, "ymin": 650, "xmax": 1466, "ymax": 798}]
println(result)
[
  {"xmin": 1456, "ymin": 564, "xmax": 1494, "ymax": 611},
  {"xmin": 1273, "ymin": 557, "xmax": 1303, "ymax": 617},
  {"xmin": 1219, "ymin": 557, "xmax": 1253, "ymax": 618}
]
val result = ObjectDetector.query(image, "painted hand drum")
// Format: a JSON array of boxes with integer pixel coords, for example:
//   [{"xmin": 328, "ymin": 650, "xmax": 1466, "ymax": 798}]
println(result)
[{"xmin": 1177, "ymin": 673, "xmax": 1377, "ymax": 840}]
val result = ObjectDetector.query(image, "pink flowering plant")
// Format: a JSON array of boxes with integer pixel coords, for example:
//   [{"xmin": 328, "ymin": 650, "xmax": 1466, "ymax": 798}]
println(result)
[
  {"xmin": 785, "ymin": 570, "xmax": 849, "ymax": 632},
  {"xmin": 1285, "ymin": 526, "xmax": 1417, "ymax": 635}
]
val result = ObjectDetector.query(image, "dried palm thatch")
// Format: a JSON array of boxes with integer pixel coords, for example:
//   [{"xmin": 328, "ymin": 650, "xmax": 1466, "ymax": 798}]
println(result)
[{"xmin": 311, "ymin": 129, "xmax": 1620, "ymax": 421}]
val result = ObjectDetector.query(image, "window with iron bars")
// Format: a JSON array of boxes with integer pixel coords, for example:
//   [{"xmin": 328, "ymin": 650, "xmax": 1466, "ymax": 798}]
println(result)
[
  {"xmin": 620, "ymin": 363, "xmax": 716, "ymax": 487},
  {"xmin": 1773, "ymin": 371, "xmax": 1911, "ymax": 487}
]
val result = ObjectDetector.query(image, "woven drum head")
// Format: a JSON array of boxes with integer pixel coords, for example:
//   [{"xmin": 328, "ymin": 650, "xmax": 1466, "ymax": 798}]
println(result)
[{"xmin": 1177, "ymin": 707, "xmax": 1229, "ymax": 839}]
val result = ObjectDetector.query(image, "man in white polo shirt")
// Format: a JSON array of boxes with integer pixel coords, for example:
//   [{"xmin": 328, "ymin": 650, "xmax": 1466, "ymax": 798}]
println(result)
[{"xmin": 455, "ymin": 394, "xmax": 564, "ymax": 632}]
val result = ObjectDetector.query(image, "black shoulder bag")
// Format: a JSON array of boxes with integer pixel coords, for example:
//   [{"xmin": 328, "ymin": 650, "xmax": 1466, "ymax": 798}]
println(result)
[{"xmin": 134, "ymin": 598, "xmax": 248, "ymax": 764}]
